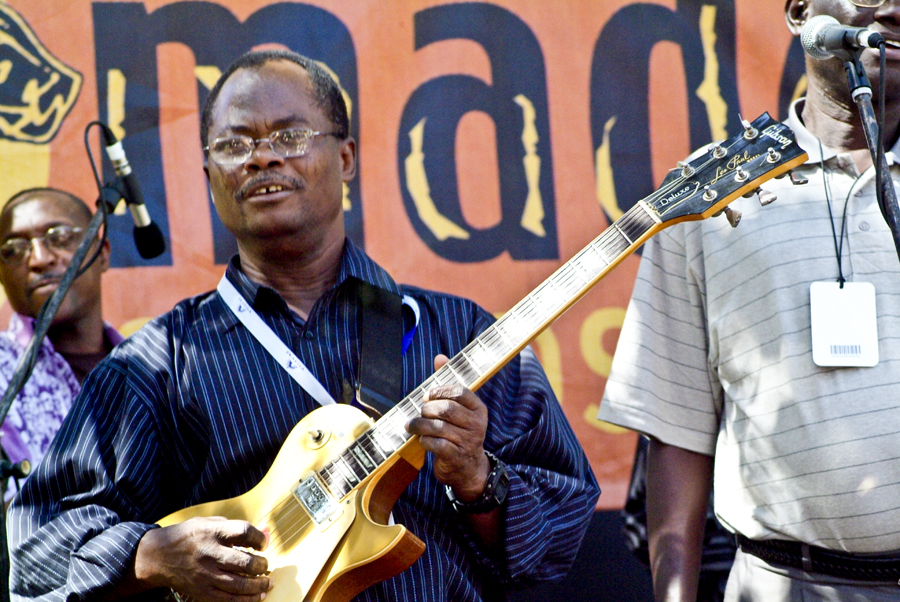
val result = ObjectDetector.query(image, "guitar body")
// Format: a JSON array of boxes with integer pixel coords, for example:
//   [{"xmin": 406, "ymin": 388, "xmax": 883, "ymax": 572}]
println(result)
[{"xmin": 158, "ymin": 404, "xmax": 427, "ymax": 602}]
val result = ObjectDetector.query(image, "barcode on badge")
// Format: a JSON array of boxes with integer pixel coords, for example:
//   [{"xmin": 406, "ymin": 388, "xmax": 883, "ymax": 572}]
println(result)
[{"xmin": 830, "ymin": 344, "xmax": 862, "ymax": 357}]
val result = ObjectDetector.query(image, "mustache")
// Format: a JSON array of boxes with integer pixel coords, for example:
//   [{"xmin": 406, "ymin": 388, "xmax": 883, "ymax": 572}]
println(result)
[
  {"xmin": 236, "ymin": 175, "xmax": 303, "ymax": 201},
  {"xmin": 27, "ymin": 274, "xmax": 64, "ymax": 294}
]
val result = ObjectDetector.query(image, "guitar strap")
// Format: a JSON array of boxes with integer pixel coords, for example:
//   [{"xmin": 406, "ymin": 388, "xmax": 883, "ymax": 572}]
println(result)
[
  {"xmin": 355, "ymin": 279, "xmax": 404, "ymax": 417},
  {"xmin": 218, "ymin": 274, "xmax": 419, "ymax": 416}
]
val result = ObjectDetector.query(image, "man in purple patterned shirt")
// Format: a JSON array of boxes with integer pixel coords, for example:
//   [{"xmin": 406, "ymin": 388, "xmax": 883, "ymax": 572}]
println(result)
[{"xmin": 0, "ymin": 188, "xmax": 123, "ymax": 499}]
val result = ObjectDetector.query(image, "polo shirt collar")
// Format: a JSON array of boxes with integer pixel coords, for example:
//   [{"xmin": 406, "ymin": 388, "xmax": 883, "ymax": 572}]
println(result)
[{"xmin": 787, "ymin": 98, "xmax": 900, "ymax": 166}]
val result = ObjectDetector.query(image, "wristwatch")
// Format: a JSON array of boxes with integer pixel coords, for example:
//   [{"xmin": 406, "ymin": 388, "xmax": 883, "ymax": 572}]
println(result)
[{"xmin": 445, "ymin": 450, "xmax": 510, "ymax": 514}]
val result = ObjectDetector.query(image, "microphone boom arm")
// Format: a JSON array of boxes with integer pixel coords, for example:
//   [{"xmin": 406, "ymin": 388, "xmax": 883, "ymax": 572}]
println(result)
[{"xmin": 843, "ymin": 51, "xmax": 900, "ymax": 264}]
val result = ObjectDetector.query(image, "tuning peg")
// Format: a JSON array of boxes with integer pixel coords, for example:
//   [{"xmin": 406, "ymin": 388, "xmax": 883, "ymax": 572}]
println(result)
[
  {"xmin": 766, "ymin": 148, "xmax": 782, "ymax": 164},
  {"xmin": 740, "ymin": 115, "xmax": 758, "ymax": 140},
  {"xmin": 702, "ymin": 185, "xmax": 718, "ymax": 201},
  {"xmin": 789, "ymin": 170, "xmax": 808, "ymax": 186},
  {"xmin": 724, "ymin": 206, "xmax": 742, "ymax": 228},
  {"xmin": 677, "ymin": 161, "xmax": 695, "ymax": 178},
  {"xmin": 758, "ymin": 189, "xmax": 777, "ymax": 206},
  {"xmin": 734, "ymin": 166, "xmax": 749, "ymax": 183},
  {"xmin": 711, "ymin": 144, "xmax": 727, "ymax": 159}
]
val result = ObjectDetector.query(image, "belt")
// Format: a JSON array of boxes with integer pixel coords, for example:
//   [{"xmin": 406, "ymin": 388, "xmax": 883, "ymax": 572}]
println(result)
[{"xmin": 737, "ymin": 534, "xmax": 900, "ymax": 584}]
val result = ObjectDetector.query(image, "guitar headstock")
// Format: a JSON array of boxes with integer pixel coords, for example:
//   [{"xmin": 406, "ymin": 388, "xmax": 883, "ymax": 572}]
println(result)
[{"xmin": 647, "ymin": 113, "xmax": 808, "ymax": 225}]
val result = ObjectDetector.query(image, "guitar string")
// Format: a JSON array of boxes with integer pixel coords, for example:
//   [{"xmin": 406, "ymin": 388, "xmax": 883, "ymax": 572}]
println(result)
[
  {"xmin": 483, "ymin": 205, "xmax": 642, "ymax": 355},
  {"xmin": 498, "ymin": 126, "xmax": 775, "ymax": 342},
  {"xmin": 259, "ymin": 208, "xmax": 681, "ymax": 553},
  {"xmin": 253, "ymin": 145, "xmax": 742, "ymax": 553},
  {"xmin": 246, "ymin": 381, "xmax": 454, "ymax": 556},
  {"xmin": 231, "ymin": 134, "xmax": 770, "ymax": 559},
  {"xmin": 640, "ymin": 131, "xmax": 777, "ymax": 215},
  {"xmin": 471, "ymin": 205, "xmax": 650, "ymax": 369},
  {"xmin": 253, "ymin": 401, "xmax": 429, "ymax": 556},
  {"xmin": 488, "ymin": 129, "xmax": 778, "ymax": 360},
  {"xmin": 248, "ymin": 400, "xmax": 426, "ymax": 557}
]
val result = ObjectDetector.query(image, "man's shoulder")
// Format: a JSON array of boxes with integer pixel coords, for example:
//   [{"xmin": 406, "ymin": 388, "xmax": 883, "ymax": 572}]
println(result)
[
  {"xmin": 399, "ymin": 284, "xmax": 486, "ymax": 317},
  {"xmin": 109, "ymin": 289, "xmax": 223, "ymax": 357}
]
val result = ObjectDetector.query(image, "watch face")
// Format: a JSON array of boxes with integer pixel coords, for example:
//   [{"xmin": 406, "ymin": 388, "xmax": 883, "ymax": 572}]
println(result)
[{"xmin": 493, "ymin": 469, "xmax": 510, "ymax": 504}]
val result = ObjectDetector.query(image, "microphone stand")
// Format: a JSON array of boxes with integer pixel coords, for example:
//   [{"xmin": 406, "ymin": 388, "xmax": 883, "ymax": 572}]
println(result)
[
  {"xmin": 0, "ymin": 187, "xmax": 113, "ymax": 602},
  {"xmin": 843, "ymin": 50, "xmax": 900, "ymax": 263}
]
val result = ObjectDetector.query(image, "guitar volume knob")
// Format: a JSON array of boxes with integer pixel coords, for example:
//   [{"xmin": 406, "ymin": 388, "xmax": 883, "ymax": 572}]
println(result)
[{"xmin": 307, "ymin": 428, "xmax": 330, "ymax": 449}]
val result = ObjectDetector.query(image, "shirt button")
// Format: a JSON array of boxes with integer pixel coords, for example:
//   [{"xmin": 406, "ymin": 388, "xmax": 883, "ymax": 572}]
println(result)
[
  {"xmin": 859, "ymin": 221, "xmax": 870, "ymax": 231},
  {"xmin": 304, "ymin": 330, "xmax": 315, "ymax": 340}
]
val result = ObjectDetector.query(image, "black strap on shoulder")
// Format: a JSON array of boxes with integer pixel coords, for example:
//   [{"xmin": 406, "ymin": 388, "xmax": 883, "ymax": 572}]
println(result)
[{"xmin": 356, "ymin": 280, "xmax": 403, "ymax": 417}]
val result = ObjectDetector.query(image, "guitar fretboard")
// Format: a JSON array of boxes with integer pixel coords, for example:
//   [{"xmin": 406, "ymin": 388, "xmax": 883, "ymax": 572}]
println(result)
[{"xmin": 316, "ymin": 202, "xmax": 660, "ymax": 500}]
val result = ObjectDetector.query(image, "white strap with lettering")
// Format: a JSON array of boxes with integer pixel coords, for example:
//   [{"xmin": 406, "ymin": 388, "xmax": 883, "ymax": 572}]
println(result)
[{"xmin": 218, "ymin": 275, "xmax": 335, "ymax": 406}]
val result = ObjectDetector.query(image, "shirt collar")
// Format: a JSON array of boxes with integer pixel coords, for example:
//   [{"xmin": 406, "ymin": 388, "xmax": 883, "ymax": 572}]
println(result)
[
  {"xmin": 223, "ymin": 238, "xmax": 401, "ymax": 309},
  {"xmin": 787, "ymin": 98, "xmax": 900, "ymax": 166}
]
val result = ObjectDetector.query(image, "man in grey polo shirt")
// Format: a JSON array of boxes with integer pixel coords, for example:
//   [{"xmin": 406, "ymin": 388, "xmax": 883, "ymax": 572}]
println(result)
[{"xmin": 599, "ymin": 0, "xmax": 900, "ymax": 600}]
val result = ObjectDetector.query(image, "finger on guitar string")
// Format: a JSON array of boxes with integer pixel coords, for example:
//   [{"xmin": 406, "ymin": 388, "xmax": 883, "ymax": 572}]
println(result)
[
  {"xmin": 216, "ymin": 519, "xmax": 269, "ymax": 553},
  {"xmin": 403, "ymin": 355, "xmax": 493, "ymax": 498}
]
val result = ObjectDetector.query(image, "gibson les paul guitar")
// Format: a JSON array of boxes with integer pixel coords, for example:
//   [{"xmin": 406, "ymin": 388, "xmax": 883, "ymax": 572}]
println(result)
[{"xmin": 160, "ymin": 112, "xmax": 807, "ymax": 602}]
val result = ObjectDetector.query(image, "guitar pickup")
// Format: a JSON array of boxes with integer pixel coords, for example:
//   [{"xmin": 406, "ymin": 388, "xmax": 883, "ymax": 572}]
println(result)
[{"xmin": 294, "ymin": 475, "xmax": 342, "ymax": 525}]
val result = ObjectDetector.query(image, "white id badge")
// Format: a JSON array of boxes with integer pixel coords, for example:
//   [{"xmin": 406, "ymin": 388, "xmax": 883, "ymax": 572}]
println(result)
[{"xmin": 810, "ymin": 281, "xmax": 879, "ymax": 367}]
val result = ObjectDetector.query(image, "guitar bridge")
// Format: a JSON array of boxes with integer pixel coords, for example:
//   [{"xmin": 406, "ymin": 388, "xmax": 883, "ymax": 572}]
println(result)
[{"xmin": 294, "ymin": 475, "xmax": 341, "ymax": 525}]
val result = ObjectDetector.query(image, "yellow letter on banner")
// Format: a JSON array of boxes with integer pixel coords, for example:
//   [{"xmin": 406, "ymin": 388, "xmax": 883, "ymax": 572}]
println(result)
[
  {"xmin": 594, "ymin": 116, "xmax": 622, "ymax": 222},
  {"xmin": 106, "ymin": 68, "xmax": 129, "ymax": 215},
  {"xmin": 107, "ymin": 68, "xmax": 127, "ymax": 141},
  {"xmin": 696, "ymin": 5, "xmax": 728, "ymax": 142},
  {"xmin": 404, "ymin": 118, "xmax": 469, "ymax": 241},
  {"xmin": 513, "ymin": 94, "xmax": 545, "ymax": 237},
  {"xmin": 194, "ymin": 65, "xmax": 222, "ymax": 90},
  {"xmin": 581, "ymin": 307, "xmax": 629, "ymax": 434}
]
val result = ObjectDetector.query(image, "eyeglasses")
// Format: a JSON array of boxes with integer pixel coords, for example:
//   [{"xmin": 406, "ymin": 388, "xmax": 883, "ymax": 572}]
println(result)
[
  {"xmin": 850, "ymin": 0, "xmax": 887, "ymax": 6},
  {"xmin": 204, "ymin": 127, "xmax": 339, "ymax": 166},
  {"xmin": 0, "ymin": 225, "xmax": 85, "ymax": 265}
]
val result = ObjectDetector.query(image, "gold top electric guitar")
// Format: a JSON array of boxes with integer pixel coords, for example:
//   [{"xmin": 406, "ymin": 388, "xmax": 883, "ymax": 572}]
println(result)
[{"xmin": 159, "ymin": 113, "xmax": 808, "ymax": 602}]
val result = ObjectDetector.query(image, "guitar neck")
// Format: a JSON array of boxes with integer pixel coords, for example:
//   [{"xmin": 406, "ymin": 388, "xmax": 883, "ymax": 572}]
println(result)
[
  {"xmin": 317, "ymin": 202, "xmax": 662, "ymax": 500},
  {"xmin": 315, "ymin": 111, "xmax": 808, "ymax": 502}
]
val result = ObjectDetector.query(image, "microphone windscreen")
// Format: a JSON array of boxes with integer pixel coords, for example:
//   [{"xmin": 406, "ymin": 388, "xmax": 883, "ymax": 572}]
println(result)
[
  {"xmin": 800, "ymin": 15, "xmax": 840, "ymax": 60},
  {"xmin": 133, "ymin": 223, "xmax": 166, "ymax": 259}
]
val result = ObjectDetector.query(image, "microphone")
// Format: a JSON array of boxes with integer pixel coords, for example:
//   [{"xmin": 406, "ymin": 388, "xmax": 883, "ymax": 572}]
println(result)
[
  {"xmin": 801, "ymin": 15, "xmax": 885, "ymax": 60},
  {"xmin": 102, "ymin": 128, "xmax": 166, "ymax": 259}
]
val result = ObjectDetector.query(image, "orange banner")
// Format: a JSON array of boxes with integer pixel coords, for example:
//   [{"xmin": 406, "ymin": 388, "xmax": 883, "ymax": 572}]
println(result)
[{"xmin": 0, "ymin": 0, "xmax": 801, "ymax": 508}]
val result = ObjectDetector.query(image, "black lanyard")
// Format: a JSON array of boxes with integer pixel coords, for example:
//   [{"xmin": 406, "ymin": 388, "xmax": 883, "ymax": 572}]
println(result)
[{"xmin": 820, "ymin": 141, "xmax": 866, "ymax": 288}]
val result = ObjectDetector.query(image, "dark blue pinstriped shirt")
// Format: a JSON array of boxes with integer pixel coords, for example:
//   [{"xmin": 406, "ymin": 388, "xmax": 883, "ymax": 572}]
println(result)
[{"xmin": 8, "ymin": 240, "xmax": 599, "ymax": 602}]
